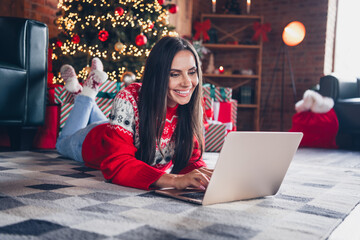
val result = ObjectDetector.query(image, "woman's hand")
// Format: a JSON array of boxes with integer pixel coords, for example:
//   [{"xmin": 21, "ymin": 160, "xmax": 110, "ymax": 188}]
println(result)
[{"xmin": 153, "ymin": 167, "xmax": 213, "ymax": 190}]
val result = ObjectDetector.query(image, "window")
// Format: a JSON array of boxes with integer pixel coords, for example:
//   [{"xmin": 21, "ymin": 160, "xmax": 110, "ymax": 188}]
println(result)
[{"xmin": 333, "ymin": 0, "xmax": 360, "ymax": 80}]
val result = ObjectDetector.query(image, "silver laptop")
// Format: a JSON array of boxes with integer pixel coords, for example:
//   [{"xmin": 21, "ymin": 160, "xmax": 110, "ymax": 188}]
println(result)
[{"xmin": 155, "ymin": 131, "xmax": 303, "ymax": 205}]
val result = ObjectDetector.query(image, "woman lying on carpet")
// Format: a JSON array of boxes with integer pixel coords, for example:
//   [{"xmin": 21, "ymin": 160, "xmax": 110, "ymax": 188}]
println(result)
[{"xmin": 56, "ymin": 36, "xmax": 212, "ymax": 191}]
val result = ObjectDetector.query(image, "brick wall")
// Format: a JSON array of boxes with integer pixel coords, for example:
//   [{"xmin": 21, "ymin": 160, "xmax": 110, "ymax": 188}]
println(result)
[
  {"xmin": 0, "ymin": 0, "xmax": 59, "ymax": 38},
  {"xmin": 24, "ymin": 0, "xmax": 59, "ymax": 38},
  {"xmin": 193, "ymin": 0, "xmax": 336, "ymax": 131}
]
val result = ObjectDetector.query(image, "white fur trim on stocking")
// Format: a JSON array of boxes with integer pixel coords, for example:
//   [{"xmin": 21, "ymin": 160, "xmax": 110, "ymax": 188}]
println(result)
[
  {"xmin": 64, "ymin": 77, "xmax": 83, "ymax": 94},
  {"xmin": 295, "ymin": 89, "xmax": 334, "ymax": 114}
]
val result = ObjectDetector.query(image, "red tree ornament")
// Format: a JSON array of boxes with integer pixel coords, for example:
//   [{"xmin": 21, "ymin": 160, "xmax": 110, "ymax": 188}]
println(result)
[
  {"xmin": 157, "ymin": 0, "xmax": 164, "ymax": 5},
  {"xmin": 135, "ymin": 34, "xmax": 147, "ymax": 46},
  {"xmin": 115, "ymin": 7, "xmax": 124, "ymax": 16},
  {"xmin": 148, "ymin": 22, "xmax": 154, "ymax": 30},
  {"xmin": 169, "ymin": 4, "xmax": 178, "ymax": 14},
  {"xmin": 56, "ymin": 40, "xmax": 62, "ymax": 48},
  {"xmin": 98, "ymin": 30, "xmax": 109, "ymax": 42},
  {"xmin": 72, "ymin": 34, "xmax": 80, "ymax": 44}
]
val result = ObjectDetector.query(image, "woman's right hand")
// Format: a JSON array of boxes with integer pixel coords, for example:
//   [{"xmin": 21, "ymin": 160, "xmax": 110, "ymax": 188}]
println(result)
[{"xmin": 153, "ymin": 167, "xmax": 212, "ymax": 190}]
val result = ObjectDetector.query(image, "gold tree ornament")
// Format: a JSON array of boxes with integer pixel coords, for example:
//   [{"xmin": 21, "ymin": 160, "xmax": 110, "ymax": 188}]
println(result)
[
  {"xmin": 114, "ymin": 41, "xmax": 124, "ymax": 52},
  {"xmin": 77, "ymin": 4, "xmax": 83, "ymax": 11}
]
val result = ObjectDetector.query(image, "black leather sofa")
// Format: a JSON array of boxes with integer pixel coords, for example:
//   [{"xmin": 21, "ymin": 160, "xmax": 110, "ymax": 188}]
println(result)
[
  {"xmin": 319, "ymin": 75, "xmax": 360, "ymax": 150},
  {"xmin": 0, "ymin": 17, "xmax": 48, "ymax": 150}
]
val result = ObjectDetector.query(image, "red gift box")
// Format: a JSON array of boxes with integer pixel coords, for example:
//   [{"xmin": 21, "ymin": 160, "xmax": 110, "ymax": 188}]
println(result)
[
  {"xmin": 213, "ymin": 100, "xmax": 237, "ymax": 132},
  {"xmin": 33, "ymin": 105, "xmax": 60, "ymax": 149}
]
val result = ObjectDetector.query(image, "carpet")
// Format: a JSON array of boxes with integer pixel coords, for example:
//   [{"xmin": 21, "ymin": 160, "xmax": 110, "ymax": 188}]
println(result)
[{"xmin": 0, "ymin": 148, "xmax": 359, "ymax": 239}]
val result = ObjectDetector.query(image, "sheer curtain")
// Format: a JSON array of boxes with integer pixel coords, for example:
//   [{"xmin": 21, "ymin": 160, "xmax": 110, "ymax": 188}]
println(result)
[{"xmin": 333, "ymin": 0, "xmax": 360, "ymax": 81}]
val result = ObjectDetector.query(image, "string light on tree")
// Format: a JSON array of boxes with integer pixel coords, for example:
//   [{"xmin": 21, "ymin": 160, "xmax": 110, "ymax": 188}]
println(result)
[{"xmin": 51, "ymin": 0, "xmax": 178, "ymax": 84}]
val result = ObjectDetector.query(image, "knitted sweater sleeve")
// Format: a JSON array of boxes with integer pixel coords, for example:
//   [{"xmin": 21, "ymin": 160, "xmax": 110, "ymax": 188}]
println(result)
[{"xmin": 99, "ymin": 87, "xmax": 167, "ymax": 190}]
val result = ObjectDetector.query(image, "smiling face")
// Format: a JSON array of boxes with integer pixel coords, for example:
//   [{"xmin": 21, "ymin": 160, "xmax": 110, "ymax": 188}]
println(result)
[{"xmin": 167, "ymin": 50, "xmax": 199, "ymax": 108}]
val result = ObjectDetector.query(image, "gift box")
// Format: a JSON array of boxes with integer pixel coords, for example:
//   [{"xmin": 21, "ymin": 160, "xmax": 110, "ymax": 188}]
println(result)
[
  {"xmin": 54, "ymin": 81, "xmax": 125, "ymax": 129},
  {"xmin": 204, "ymin": 121, "xmax": 227, "ymax": 152},
  {"xmin": 231, "ymin": 99, "xmax": 237, "ymax": 131},
  {"xmin": 203, "ymin": 84, "xmax": 232, "ymax": 102},
  {"xmin": 212, "ymin": 99, "xmax": 238, "ymax": 132}
]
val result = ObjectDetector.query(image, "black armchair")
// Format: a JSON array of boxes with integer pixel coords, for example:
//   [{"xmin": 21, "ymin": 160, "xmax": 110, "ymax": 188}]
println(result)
[
  {"xmin": 0, "ymin": 17, "xmax": 48, "ymax": 150},
  {"xmin": 319, "ymin": 75, "xmax": 360, "ymax": 150}
]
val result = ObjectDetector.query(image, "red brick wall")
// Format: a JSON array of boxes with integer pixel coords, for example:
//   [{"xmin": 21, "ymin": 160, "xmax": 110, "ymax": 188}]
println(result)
[
  {"xmin": 0, "ymin": 0, "xmax": 59, "ymax": 38},
  {"xmin": 193, "ymin": 0, "xmax": 336, "ymax": 131}
]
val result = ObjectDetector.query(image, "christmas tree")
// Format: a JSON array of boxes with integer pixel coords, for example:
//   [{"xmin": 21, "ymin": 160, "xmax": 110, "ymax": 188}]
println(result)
[{"xmin": 51, "ymin": 0, "xmax": 178, "ymax": 84}]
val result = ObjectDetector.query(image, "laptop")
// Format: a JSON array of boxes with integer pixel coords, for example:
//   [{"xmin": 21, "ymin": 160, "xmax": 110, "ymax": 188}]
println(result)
[{"xmin": 155, "ymin": 131, "xmax": 303, "ymax": 205}]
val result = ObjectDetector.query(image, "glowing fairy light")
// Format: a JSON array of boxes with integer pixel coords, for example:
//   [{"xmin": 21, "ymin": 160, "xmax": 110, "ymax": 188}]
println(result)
[{"xmin": 52, "ymin": 0, "xmax": 177, "ymax": 84}]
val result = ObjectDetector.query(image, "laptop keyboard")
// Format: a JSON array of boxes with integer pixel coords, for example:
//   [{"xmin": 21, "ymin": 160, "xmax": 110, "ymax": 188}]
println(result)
[{"xmin": 179, "ymin": 192, "xmax": 205, "ymax": 200}]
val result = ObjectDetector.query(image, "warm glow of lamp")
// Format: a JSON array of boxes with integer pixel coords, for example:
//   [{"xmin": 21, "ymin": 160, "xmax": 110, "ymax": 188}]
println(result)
[{"xmin": 282, "ymin": 21, "xmax": 306, "ymax": 46}]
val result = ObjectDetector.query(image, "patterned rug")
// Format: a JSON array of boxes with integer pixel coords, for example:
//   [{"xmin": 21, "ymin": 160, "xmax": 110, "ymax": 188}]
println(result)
[{"xmin": 0, "ymin": 148, "xmax": 359, "ymax": 240}]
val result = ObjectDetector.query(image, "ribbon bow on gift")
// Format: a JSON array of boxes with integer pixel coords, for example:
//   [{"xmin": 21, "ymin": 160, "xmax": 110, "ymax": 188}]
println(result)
[
  {"xmin": 209, "ymin": 84, "xmax": 227, "ymax": 101},
  {"xmin": 193, "ymin": 19, "xmax": 211, "ymax": 42},
  {"xmin": 96, "ymin": 82, "xmax": 123, "ymax": 99},
  {"xmin": 252, "ymin": 22, "xmax": 271, "ymax": 42}
]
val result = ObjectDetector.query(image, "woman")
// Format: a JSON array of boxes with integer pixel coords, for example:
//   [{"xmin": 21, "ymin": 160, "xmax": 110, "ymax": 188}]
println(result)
[{"xmin": 56, "ymin": 36, "xmax": 211, "ymax": 191}]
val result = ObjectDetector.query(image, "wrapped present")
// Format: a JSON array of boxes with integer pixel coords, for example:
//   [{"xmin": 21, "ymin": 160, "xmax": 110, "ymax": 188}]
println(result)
[
  {"xmin": 54, "ymin": 86, "xmax": 74, "ymax": 104},
  {"xmin": 212, "ymin": 99, "xmax": 238, "ymax": 132},
  {"xmin": 33, "ymin": 105, "xmax": 60, "ymax": 149},
  {"xmin": 231, "ymin": 99, "xmax": 237, "ymax": 131},
  {"xmin": 95, "ymin": 81, "xmax": 125, "ymax": 118},
  {"xmin": 203, "ymin": 95, "xmax": 214, "ymax": 121},
  {"xmin": 203, "ymin": 83, "xmax": 232, "ymax": 102},
  {"xmin": 55, "ymin": 81, "xmax": 125, "ymax": 129},
  {"xmin": 59, "ymin": 102, "xmax": 74, "ymax": 129},
  {"xmin": 205, "ymin": 121, "xmax": 227, "ymax": 152}
]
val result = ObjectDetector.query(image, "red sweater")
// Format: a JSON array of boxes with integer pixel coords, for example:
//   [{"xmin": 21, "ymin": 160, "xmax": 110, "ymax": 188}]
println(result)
[{"xmin": 82, "ymin": 83, "xmax": 206, "ymax": 190}]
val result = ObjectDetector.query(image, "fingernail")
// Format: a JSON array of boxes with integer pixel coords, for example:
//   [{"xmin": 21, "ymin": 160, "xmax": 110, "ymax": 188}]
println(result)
[{"xmin": 200, "ymin": 185, "xmax": 206, "ymax": 190}]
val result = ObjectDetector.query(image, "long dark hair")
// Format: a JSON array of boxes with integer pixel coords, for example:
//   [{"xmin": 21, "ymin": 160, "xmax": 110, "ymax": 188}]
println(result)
[{"xmin": 137, "ymin": 36, "xmax": 204, "ymax": 173}]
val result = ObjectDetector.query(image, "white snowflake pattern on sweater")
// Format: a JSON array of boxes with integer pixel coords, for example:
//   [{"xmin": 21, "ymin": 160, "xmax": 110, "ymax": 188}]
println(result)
[{"xmin": 108, "ymin": 83, "xmax": 178, "ymax": 167}]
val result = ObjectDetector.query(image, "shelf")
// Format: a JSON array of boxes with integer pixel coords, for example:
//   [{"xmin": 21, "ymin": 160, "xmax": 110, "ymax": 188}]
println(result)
[
  {"xmin": 202, "ymin": 14, "xmax": 262, "ymax": 20},
  {"xmin": 237, "ymin": 104, "xmax": 258, "ymax": 108},
  {"xmin": 203, "ymin": 74, "xmax": 259, "ymax": 79},
  {"xmin": 204, "ymin": 78, "xmax": 253, "ymax": 89},
  {"xmin": 203, "ymin": 44, "xmax": 260, "ymax": 50},
  {"xmin": 200, "ymin": 13, "xmax": 263, "ymax": 131}
]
